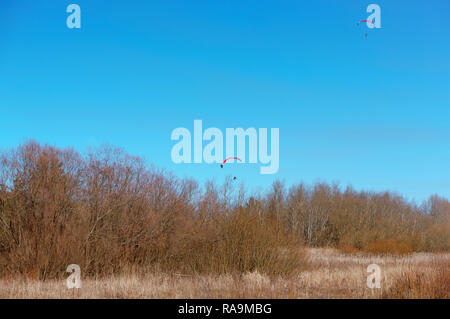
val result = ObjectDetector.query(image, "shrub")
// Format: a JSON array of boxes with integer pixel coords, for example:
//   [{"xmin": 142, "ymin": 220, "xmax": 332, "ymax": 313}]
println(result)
[{"xmin": 363, "ymin": 239, "xmax": 414, "ymax": 255}]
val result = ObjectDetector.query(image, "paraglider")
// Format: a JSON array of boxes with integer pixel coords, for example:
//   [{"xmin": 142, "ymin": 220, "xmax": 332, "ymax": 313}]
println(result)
[
  {"xmin": 220, "ymin": 157, "xmax": 242, "ymax": 181},
  {"xmin": 220, "ymin": 157, "xmax": 242, "ymax": 168},
  {"xmin": 357, "ymin": 19, "xmax": 375, "ymax": 38}
]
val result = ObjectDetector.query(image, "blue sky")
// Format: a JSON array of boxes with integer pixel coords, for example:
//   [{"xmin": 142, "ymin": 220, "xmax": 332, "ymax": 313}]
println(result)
[{"xmin": 1, "ymin": 0, "xmax": 449, "ymax": 202}]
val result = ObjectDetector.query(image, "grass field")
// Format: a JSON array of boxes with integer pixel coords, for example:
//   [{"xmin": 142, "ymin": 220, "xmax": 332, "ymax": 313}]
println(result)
[{"xmin": 1, "ymin": 248, "xmax": 448, "ymax": 299}]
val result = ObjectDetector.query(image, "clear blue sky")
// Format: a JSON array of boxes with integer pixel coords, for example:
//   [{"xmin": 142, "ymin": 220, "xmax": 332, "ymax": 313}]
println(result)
[{"xmin": 1, "ymin": 0, "xmax": 449, "ymax": 202}]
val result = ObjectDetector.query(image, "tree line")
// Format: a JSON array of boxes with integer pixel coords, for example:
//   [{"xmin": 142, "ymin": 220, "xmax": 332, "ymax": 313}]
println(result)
[{"xmin": 0, "ymin": 141, "xmax": 448, "ymax": 279}]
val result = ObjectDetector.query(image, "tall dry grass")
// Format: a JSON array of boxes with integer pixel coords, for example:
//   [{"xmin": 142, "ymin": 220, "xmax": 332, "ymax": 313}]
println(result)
[{"xmin": 0, "ymin": 249, "xmax": 447, "ymax": 299}]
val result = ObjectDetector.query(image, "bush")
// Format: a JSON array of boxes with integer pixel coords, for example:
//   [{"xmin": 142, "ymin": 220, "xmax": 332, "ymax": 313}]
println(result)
[
  {"xmin": 363, "ymin": 239, "xmax": 414, "ymax": 255},
  {"xmin": 0, "ymin": 142, "xmax": 306, "ymax": 279},
  {"xmin": 173, "ymin": 209, "xmax": 306, "ymax": 276}
]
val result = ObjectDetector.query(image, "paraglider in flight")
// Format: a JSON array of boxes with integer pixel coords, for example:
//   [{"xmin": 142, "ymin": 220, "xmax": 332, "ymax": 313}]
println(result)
[
  {"xmin": 221, "ymin": 157, "xmax": 241, "ymax": 181},
  {"xmin": 357, "ymin": 19, "xmax": 375, "ymax": 38},
  {"xmin": 220, "ymin": 157, "xmax": 242, "ymax": 168}
]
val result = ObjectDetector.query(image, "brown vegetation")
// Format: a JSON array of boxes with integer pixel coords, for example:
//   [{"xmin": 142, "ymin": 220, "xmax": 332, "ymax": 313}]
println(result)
[
  {"xmin": 0, "ymin": 141, "xmax": 449, "ymax": 284},
  {"xmin": 0, "ymin": 248, "xmax": 448, "ymax": 299}
]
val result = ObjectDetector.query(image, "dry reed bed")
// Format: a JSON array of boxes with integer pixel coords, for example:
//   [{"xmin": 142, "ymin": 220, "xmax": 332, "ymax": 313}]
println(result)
[{"xmin": 1, "ymin": 248, "xmax": 448, "ymax": 299}]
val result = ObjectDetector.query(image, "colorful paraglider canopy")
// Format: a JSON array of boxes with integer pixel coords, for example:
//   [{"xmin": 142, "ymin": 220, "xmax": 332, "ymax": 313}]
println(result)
[
  {"xmin": 220, "ymin": 157, "xmax": 242, "ymax": 168},
  {"xmin": 357, "ymin": 19, "xmax": 375, "ymax": 25}
]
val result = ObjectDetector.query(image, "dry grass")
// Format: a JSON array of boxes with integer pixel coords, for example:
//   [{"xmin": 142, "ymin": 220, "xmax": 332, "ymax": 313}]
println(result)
[{"xmin": 1, "ymin": 248, "xmax": 448, "ymax": 299}]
